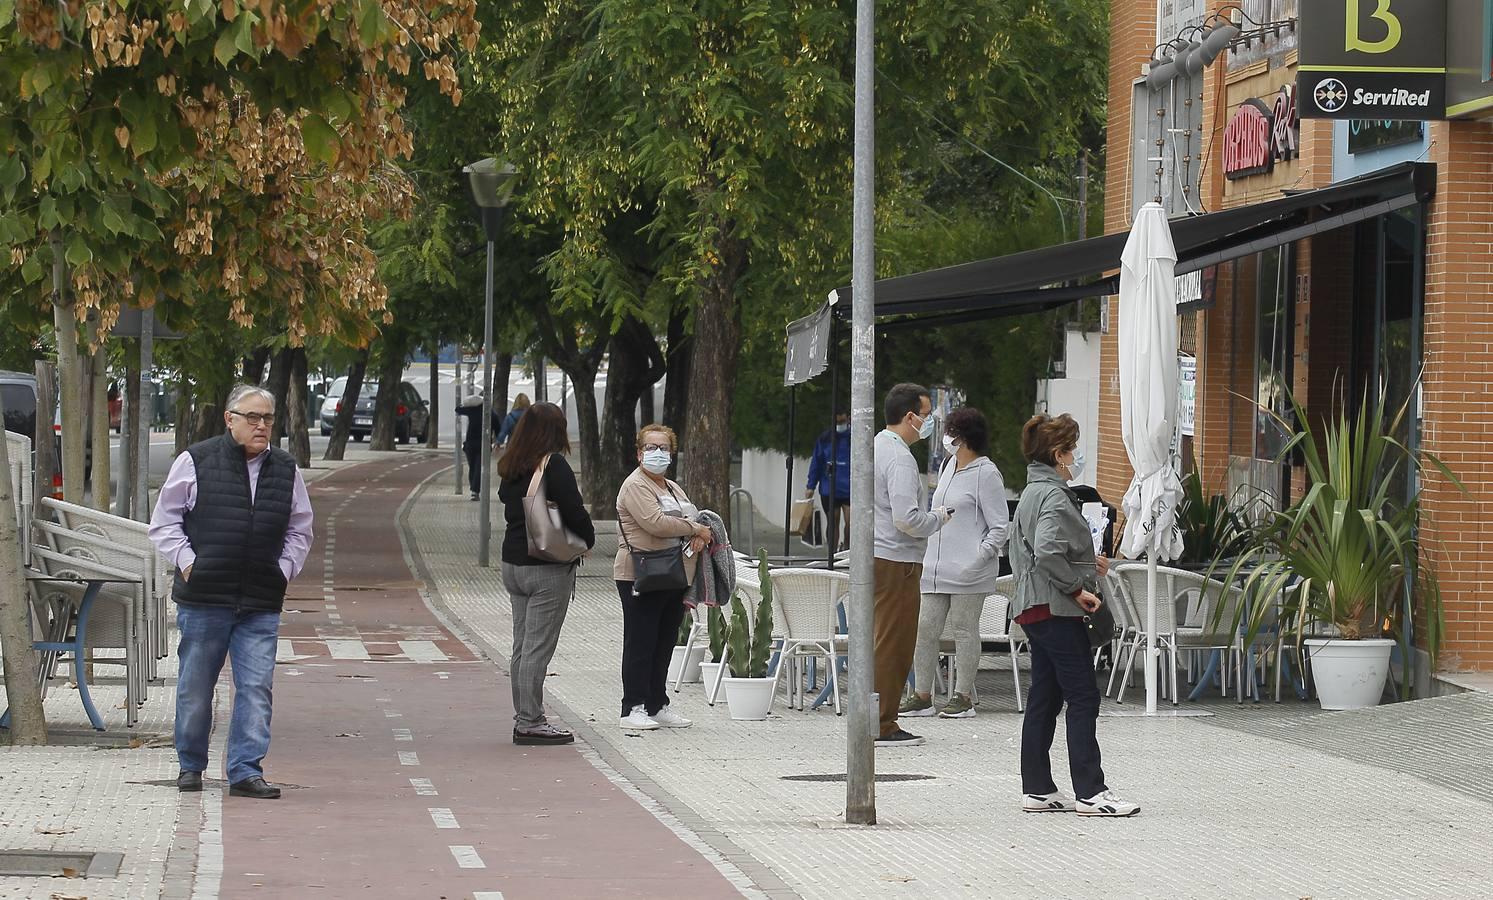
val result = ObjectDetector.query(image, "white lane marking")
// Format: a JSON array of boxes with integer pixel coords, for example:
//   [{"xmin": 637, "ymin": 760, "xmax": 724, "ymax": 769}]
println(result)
[
  {"xmin": 383, "ymin": 709, "xmax": 402, "ymax": 718},
  {"xmin": 392, "ymin": 728, "xmax": 413, "ymax": 741},
  {"xmin": 398, "ymin": 751, "xmax": 420, "ymax": 766},
  {"xmin": 275, "ymin": 639, "xmax": 295, "ymax": 662},
  {"xmin": 472, "ymin": 894, "xmax": 505, "ymax": 900},
  {"xmin": 434, "ymin": 671, "xmax": 450, "ymax": 680},
  {"xmin": 326, "ymin": 639, "xmax": 370, "ymax": 660},
  {"xmin": 428, "ymin": 808, "xmax": 460, "ymax": 829},
  {"xmin": 398, "ymin": 640, "xmax": 449, "ymax": 663},
  {"xmin": 449, "ymin": 845, "xmax": 485, "ymax": 869},
  {"xmin": 410, "ymin": 778, "xmax": 438, "ymax": 796}
]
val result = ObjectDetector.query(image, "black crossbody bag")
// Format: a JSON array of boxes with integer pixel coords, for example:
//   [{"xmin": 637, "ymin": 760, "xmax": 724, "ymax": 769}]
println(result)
[{"xmin": 621, "ymin": 485, "xmax": 690, "ymax": 593}]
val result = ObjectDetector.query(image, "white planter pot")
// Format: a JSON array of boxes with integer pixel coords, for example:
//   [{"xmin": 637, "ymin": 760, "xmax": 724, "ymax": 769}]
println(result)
[
  {"xmin": 699, "ymin": 661, "xmax": 724, "ymax": 698},
  {"xmin": 1305, "ymin": 637, "xmax": 1394, "ymax": 710},
  {"xmin": 667, "ymin": 645, "xmax": 707, "ymax": 685},
  {"xmin": 722, "ymin": 676, "xmax": 775, "ymax": 720}
]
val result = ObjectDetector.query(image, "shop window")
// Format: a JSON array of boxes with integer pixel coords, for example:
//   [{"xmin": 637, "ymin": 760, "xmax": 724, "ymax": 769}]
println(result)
[{"xmin": 1254, "ymin": 245, "xmax": 1293, "ymax": 461}]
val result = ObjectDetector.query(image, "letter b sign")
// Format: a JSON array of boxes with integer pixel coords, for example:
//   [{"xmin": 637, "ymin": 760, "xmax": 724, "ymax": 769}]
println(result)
[{"xmin": 1346, "ymin": 0, "xmax": 1401, "ymax": 54}]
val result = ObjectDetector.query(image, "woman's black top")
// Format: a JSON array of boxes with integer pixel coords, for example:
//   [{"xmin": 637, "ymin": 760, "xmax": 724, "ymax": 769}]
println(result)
[{"xmin": 497, "ymin": 453, "xmax": 596, "ymax": 566}]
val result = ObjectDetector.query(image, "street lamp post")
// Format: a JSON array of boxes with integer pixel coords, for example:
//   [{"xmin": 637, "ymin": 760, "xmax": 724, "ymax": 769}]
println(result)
[{"xmin": 462, "ymin": 158, "xmax": 518, "ymax": 568}]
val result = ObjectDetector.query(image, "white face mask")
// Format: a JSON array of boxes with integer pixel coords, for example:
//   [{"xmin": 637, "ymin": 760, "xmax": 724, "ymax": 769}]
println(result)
[
  {"xmin": 1066, "ymin": 448, "xmax": 1086, "ymax": 481},
  {"xmin": 914, "ymin": 412, "xmax": 935, "ymax": 441},
  {"xmin": 836, "ymin": 423, "xmax": 849, "ymax": 434},
  {"xmin": 941, "ymin": 434, "xmax": 959, "ymax": 455},
  {"xmin": 641, "ymin": 448, "xmax": 672, "ymax": 474}
]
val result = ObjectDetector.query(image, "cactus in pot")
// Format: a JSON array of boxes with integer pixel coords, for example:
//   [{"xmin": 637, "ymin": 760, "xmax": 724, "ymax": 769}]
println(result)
[
  {"xmin": 707, "ymin": 605, "xmax": 727, "ymax": 663},
  {"xmin": 726, "ymin": 551, "xmax": 776, "ymax": 678}
]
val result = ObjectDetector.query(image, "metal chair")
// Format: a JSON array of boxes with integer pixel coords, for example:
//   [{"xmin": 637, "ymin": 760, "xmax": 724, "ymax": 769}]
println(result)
[
  {"xmin": 766, "ymin": 568, "xmax": 849, "ymax": 714},
  {"xmin": 5, "ymin": 431, "xmax": 32, "ymax": 565},
  {"xmin": 971, "ymin": 575, "xmax": 1029, "ymax": 711},
  {"xmin": 1110, "ymin": 562, "xmax": 1246, "ymax": 704}
]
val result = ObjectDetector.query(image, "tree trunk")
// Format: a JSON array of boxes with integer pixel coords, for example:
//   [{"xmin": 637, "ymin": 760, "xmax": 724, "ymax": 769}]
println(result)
[
  {"xmin": 33, "ymin": 362, "xmax": 56, "ymax": 505},
  {"xmin": 53, "ymin": 299, "xmax": 85, "ymax": 504},
  {"xmin": 242, "ymin": 347, "xmax": 271, "ymax": 384},
  {"xmin": 0, "ymin": 391, "xmax": 47, "ymax": 744},
  {"xmin": 287, "ymin": 348, "xmax": 311, "ymax": 468},
  {"xmin": 491, "ymin": 350, "xmax": 514, "ymax": 414},
  {"xmin": 174, "ymin": 382, "xmax": 194, "ymax": 456},
  {"xmin": 425, "ymin": 349, "xmax": 440, "ymax": 449},
  {"xmin": 370, "ymin": 341, "xmax": 405, "ymax": 451},
  {"xmin": 599, "ymin": 318, "xmax": 665, "ymax": 521},
  {"xmin": 663, "ymin": 301, "xmax": 693, "ymax": 440},
  {"xmin": 89, "ymin": 330, "xmax": 111, "ymax": 512},
  {"xmin": 265, "ymin": 347, "xmax": 293, "ymax": 447},
  {"xmin": 682, "ymin": 237, "xmax": 745, "ymax": 521},
  {"xmin": 570, "ymin": 367, "xmax": 604, "ymax": 515},
  {"xmin": 323, "ymin": 352, "xmax": 369, "ymax": 461}
]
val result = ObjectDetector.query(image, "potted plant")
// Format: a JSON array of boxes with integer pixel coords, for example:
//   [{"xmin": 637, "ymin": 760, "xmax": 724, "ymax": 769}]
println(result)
[
  {"xmin": 1174, "ymin": 472, "xmax": 1259, "ymax": 571},
  {"xmin": 1220, "ymin": 387, "xmax": 1460, "ymax": 709},
  {"xmin": 667, "ymin": 615, "xmax": 706, "ymax": 685},
  {"xmin": 721, "ymin": 551, "xmax": 778, "ymax": 720},
  {"xmin": 699, "ymin": 605, "xmax": 727, "ymax": 701}
]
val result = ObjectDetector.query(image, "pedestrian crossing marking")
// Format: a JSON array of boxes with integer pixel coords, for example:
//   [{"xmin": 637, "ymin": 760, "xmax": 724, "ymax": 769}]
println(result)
[
  {"xmin": 398, "ymin": 640, "xmax": 449, "ymax": 663},
  {"xmin": 449, "ymin": 845, "xmax": 485, "ymax": 869},
  {"xmin": 326, "ymin": 639, "xmax": 371, "ymax": 661}
]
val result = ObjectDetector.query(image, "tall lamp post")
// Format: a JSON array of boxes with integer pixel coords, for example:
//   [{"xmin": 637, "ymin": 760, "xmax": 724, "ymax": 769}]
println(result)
[{"xmin": 462, "ymin": 157, "xmax": 518, "ymax": 567}]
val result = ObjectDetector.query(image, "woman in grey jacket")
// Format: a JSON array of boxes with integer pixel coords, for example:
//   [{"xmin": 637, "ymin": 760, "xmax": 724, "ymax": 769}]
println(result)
[
  {"xmin": 902, "ymin": 408, "xmax": 1007, "ymax": 719},
  {"xmin": 1009, "ymin": 413, "xmax": 1139, "ymax": 817}
]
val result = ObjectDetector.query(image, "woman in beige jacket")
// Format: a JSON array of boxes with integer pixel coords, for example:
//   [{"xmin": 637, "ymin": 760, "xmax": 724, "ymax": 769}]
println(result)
[{"xmin": 614, "ymin": 424, "xmax": 712, "ymax": 731}]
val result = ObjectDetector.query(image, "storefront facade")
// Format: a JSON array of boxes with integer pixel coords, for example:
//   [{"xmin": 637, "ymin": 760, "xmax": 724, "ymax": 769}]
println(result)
[{"xmin": 1099, "ymin": 0, "xmax": 1493, "ymax": 674}]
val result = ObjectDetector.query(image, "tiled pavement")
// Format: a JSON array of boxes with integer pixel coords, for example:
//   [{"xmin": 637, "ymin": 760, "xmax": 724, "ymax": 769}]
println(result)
[{"xmin": 405, "ymin": 464, "xmax": 1493, "ymax": 900}]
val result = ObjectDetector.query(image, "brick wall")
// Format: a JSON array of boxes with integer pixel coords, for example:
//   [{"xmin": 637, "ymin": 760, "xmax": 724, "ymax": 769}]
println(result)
[{"xmin": 1420, "ymin": 118, "xmax": 1493, "ymax": 672}]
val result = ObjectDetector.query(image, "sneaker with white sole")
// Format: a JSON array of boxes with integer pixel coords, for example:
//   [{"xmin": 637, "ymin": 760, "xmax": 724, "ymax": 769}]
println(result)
[
  {"xmin": 898, "ymin": 694, "xmax": 936, "ymax": 717},
  {"xmin": 650, "ymin": 706, "xmax": 692, "ymax": 728},
  {"xmin": 619, "ymin": 705, "xmax": 659, "ymax": 730},
  {"xmin": 938, "ymin": 693, "xmax": 975, "ymax": 718},
  {"xmin": 1021, "ymin": 791, "xmax": 1076, "ymax": 813},
  {"xmin": 1077, "ymin": 790, "xmax": 1141, "ymax": 817},
  {"xmin": 874, "ymin": 728, "xmax": 926, "ymax": 747}
]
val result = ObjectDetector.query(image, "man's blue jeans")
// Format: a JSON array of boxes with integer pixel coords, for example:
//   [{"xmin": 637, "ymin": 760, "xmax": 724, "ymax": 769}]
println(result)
[{"xmin": 175, "ymin": 605, "xmax": 280, "ymax": 784}]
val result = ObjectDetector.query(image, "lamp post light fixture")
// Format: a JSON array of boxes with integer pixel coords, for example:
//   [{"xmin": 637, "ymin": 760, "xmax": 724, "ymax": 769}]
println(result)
[{"xmin": 462, "ymin": 157, "xmax": 518, "ymax": 568}]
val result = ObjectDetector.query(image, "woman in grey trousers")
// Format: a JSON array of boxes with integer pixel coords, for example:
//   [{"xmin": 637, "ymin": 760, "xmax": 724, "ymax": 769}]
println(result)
[
  {"xmin": 1009, "ymin": 413, "xmax": 1137, "ymax": 816},
  {"xmin": 496, "ymin": 402, "xmax": 595, "ymax": 745},
  {"xmin": 902, "ymin": 407, "xmax": 1007, "ymax": 719}
]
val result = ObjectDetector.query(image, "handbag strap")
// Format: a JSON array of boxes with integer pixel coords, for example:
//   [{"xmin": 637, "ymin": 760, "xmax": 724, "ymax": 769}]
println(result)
[{"xmin": 525, "ymin": 453, "xmax": 553, "ymax": 499}]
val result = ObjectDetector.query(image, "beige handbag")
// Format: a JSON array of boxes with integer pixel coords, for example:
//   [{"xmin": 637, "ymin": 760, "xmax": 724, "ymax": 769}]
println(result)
[{"xmin": 523, "ymin": 454, "xmax": 589, "ymax": 563}]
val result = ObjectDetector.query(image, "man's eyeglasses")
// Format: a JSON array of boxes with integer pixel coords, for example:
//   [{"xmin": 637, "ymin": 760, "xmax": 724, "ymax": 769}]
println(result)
[
  {"xmin": 229, "ymin": 410, "xmax": 276, "ymax": 427},
  {"xmin": 641, "ymin": 443, "xmax": 670, "ymax": 452}
]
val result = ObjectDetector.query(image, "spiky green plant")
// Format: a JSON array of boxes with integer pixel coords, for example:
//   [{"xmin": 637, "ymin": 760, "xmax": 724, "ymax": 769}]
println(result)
[
  {"xmin": 726, "ymin": 550, "xmax": 778, "ymax": 678},
  {"xmin": 1218, "ymin": 383, "xmax": 1462, "ymax": 697},
  {"xmin": 676, "ymin": 613, "xmax": 693, "ymax": 647}
]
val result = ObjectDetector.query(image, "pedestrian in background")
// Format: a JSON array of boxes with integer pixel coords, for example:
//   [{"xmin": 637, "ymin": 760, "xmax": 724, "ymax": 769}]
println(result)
[
  {"xmin": 496, "ymin": 392, "xmax": 531, "ymax": 449},
  {"xmin": 613, "ymin": 424, "xmax": 713, "ymax": 731},
  {"xmin": 149, "ymin": 384, "xmax": 314, "ymax": 800},
  {"xmin": 1009, "ymin": 413, "xmax": 1138, "ymax": 817},
  {"xmin": 457, "ymin": 389, "xmax": 500, "ymax": 501},
  {"xmin": 872, "ymin": 383, "xmax": 951, "ymax": 748},
  {"xmin": 805, "ymin": 409, "xmax": 851, "ymax": 551},
  {"xmin": 496, "ymin": 402, "xmax": 594, "ymax": 746},
  {"xmin": 902, "ymin": 407, "xmax": 1007, "ymax": 720}
]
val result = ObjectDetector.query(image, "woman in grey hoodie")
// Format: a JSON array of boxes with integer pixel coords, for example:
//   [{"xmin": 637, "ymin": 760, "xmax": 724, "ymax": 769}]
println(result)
[{"xmin": 901, "ymin": 408, "xmax": 1007, "ymax": 719}]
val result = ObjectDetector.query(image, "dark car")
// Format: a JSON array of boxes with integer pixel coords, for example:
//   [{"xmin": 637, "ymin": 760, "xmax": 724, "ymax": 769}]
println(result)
[
  {"xmin": 320, "ymin": 379, "xmax": 430, "ymax": 443},
  {"xmin": 0, "ymin": 370, "xmax": 37, "ymax": 440}
]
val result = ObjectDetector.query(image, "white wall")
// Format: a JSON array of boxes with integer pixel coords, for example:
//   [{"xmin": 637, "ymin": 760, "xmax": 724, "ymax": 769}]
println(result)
[
  {"xmin": 739, "ymin": 447, "xmax": 813, "ymax": 529},
  {"xmin": 1036, "ymin": 327, "xmax": 1102, "ymax": 489}
]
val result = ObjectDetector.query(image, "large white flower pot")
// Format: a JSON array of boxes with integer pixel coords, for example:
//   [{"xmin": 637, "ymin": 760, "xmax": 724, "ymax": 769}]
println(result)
[
  {"xmin": 722, "ymin": 676, "xmax": 775, "ymax": 720},
  {"xmin": 1305, "ymin": 638, "xmax": 1394, "ymax": 710},
  {"xmin": 667, "ymin": 645, "xmax": 707, "ymax": 685},
  {"xmin": 699, "ymin": 662, "xmax": 724, "ymax": 700}
]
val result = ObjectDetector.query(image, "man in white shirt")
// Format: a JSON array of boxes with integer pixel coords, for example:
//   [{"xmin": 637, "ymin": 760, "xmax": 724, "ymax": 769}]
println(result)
[{"xmin": 872, "ymin": 383, "xmax": 950, "ymax": 747}]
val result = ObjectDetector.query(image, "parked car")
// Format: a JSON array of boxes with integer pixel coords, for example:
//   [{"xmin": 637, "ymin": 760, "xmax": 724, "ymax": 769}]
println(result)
[
  {"xmin": 0, "ymin": 370, "xmax": 37, "ymax": 440},
  {"xmin": 319, "ymin": 378, "xmax": 429, "ymax": 443}
]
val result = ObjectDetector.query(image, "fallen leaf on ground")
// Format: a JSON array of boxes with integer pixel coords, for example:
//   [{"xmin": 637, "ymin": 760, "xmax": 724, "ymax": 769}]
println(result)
[
  {"xmin": 334, "ymin": 732, "xmax": 362, "ymax": 738},
  {"xmin": 49, "ymin": 893, "xmax": 87, "ymax": 899},
  {"xmin": 35, "ymin": 826, "xmax": 76, "ymax": 835},
  {"xmin": 60, "ymin": 867, "xmax": 82, "ymax": 878}
]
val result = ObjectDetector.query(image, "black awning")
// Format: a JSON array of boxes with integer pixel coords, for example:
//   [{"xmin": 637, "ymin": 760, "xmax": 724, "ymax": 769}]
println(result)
[{"xmin": 831, "ymin": 161, "xmax": 1435, "ymax": 321}]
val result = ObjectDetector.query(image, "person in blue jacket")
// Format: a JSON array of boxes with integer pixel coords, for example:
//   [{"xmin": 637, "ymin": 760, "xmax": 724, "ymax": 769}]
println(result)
[
  {"xmin": 496, "ymin": 393, "xmax": 531, "ymax": 448},
  {"xmin": 804, "ymin": 410, "xmax": 851, "ymax": 550}
]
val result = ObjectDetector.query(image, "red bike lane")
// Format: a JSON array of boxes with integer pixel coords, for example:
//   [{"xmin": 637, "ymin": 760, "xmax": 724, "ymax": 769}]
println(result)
[{"xmin": 214, "ymin": 452, "xmax": 742, "ymax": 899}]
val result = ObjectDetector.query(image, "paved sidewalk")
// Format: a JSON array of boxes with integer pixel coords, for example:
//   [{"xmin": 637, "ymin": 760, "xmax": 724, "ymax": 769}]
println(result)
[{"xmin": 406, "ymin": 466, "xmax": 1493, "ymax": 900}]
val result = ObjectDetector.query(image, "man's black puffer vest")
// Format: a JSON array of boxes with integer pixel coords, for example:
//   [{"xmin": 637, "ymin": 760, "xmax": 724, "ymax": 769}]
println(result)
[{"xmin": 172, "ymin": 433, "xmax": 297, "ymax": 613}]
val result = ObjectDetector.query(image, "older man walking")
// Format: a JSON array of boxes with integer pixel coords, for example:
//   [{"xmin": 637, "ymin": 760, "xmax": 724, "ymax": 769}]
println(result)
[{"xmin": 150, "ymin": 384, "xmax": 314, "ymax": 799}]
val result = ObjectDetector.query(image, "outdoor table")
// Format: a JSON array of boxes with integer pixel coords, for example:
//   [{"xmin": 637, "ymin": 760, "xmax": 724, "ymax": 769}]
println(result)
[
  {"xmin": 0, "ymin": 572, "xmax": 142, "ymax": 732},
  {"xmin": 1181, "ymin": 568, "xmax": 1305, "ymax": 703}
]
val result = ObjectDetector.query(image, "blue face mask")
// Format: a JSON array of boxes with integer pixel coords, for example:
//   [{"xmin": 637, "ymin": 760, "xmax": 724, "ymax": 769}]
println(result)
[
  {"xmin": 641, "ymin": 449, "xmax": 672, "ymax": 474},
  {"xmin": 915, "ymin": 412, "xmax": 936, "ymax": 441}
]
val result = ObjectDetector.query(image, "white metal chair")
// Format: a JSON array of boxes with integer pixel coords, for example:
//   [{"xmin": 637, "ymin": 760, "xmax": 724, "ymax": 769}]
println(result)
[
  {"xmin": 40, "ymin": 496, "xmax": 170, "ymax": 680},
  {"xmin": 766, "ymin": 568, "xmax": 849, "ymax": 714},
  {"xmin": 969, "ymin": 575, "xmax": 1029, "ymax": 711},
  {"xmin": 1110, "ymin": 562, "xmax": 1246, "ymax": 704},
  {"xmin": 1101, "ymin": 570, "xmax": 1143, "ymax": 698},
  {"xmin": 706, "ymin": 561, "xmax": 764, "ymax": 706}
]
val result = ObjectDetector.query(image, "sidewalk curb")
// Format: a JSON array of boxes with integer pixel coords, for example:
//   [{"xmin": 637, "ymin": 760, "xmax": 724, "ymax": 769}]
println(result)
[{"xmin": 396, "ymin": 463, "xmax": 800, "ymax": 900}]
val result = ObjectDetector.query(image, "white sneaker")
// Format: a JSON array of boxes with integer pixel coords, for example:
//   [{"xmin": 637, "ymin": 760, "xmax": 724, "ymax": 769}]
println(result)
[
  {"xmin": 1077, "ymin": 790, "xmax": 1141, "ymax": 817},
  {"xmin": 650, "ymin": 706, "xmax": 693, "ymax": 728},
  {"xmin": 619, "ymin": 705, "xmax": 659, "ymax": 730},
  {"xmin": 1021, "ymin": 791, "xmax": 1076, "ymax": 813}
]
